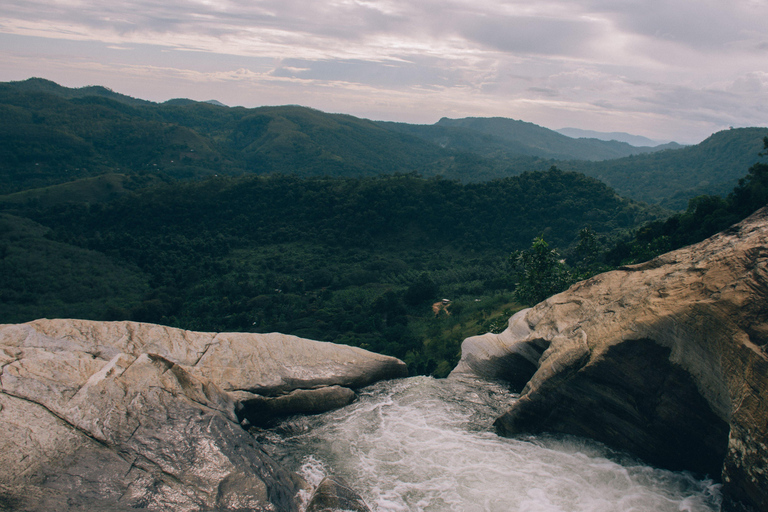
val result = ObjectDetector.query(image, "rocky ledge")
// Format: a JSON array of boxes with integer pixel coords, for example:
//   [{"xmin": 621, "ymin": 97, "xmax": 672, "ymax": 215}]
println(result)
[
  {"xmin": 451, "ymin": 207, "xmax": 768, "ymax": 512},
  {"xmin": 0, "ymin": 319, "xmax": 403, "ymax": 511}
]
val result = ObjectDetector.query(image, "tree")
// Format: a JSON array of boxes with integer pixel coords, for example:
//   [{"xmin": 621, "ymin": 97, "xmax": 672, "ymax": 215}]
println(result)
[
  {"xmin": 404, "ymin": 273, "xmax": 438, "ymax": 306},
  {"xmin": 729, "ymin": 136, "xmax": 768, "ymax": 218},
  {"xmin": 510, "ymin": 236, "xmax": 573, "ymax": 305},
  {"xmin": 573, "ymin": 226, "xmax": 602, "ymax": 274}
]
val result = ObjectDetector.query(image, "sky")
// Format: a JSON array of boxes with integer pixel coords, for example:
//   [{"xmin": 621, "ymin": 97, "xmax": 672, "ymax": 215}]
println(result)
[{"xmin": 1, "ymin": 0, "xmax": 767, "ymax": 144}]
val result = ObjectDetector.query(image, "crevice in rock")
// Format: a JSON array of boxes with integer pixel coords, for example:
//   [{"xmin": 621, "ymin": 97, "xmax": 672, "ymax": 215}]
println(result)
[{"xmin": 191, "ymin": 341, "xmax": 216, "ymax": 367}]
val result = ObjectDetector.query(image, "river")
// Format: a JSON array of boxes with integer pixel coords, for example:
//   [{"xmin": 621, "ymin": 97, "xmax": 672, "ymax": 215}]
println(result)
[{"xmin": 267, "ymin": 376, "xmax": 722, "ymax": 512}]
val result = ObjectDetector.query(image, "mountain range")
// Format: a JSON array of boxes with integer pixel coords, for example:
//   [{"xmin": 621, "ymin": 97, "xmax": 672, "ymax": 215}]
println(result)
[{"xmin": 1, "ymin": 78, "xmax": 766, "ymax": 209}]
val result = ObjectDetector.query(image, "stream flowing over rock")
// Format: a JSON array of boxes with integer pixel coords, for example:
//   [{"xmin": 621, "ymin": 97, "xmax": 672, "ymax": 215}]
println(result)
[
  {"xmin": 451, "ymin": 206, "xmax": 768, "ymax": 512},
  {"xmin": 0, "ymin": 319, "xmax": 405, "ymax": 511}
]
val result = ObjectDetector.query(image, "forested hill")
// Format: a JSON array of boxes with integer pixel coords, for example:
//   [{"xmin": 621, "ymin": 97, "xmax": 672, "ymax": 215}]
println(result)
[
  {"xmin": 0, "ymin": 79, "xmax": 457, "ymax": 193},
  {"xmin": 561, "ymin": 127, "xmax": 768, "ymax": 209},
  {"xmin": 2, "ymin": 77, "xmax": 766, "ymax": 376}
]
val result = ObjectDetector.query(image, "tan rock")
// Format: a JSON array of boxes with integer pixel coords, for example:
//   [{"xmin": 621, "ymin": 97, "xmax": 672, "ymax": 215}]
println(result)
[{"xmin": 452, "ymin": 207, "xmax": 768, "ymax": 512}]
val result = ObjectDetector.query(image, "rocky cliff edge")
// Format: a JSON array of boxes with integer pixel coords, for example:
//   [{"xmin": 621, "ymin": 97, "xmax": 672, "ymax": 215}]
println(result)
[
  {"xmin": 0, "ymin": 320, "xmax": 404, "ymax": 511},
  {"xmin": 451, "ymin": 206, "xmax": 768, "ymax": 512}
]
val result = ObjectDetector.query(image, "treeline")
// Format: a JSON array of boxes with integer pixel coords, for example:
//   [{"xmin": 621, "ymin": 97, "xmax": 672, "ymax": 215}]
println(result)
[{"xmin": 38, "ymin": 168, "xmax": 652, "ymax": 254}]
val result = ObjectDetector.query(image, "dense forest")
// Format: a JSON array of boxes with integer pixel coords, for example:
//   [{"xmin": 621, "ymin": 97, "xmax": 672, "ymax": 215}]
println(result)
[
  {"xmin": 2, "ymin": 78, "xmax": 767, "ymax": 376},
  {"xmin": 1, "ymin": 168, "xmax": 660, "ymax": 376}
]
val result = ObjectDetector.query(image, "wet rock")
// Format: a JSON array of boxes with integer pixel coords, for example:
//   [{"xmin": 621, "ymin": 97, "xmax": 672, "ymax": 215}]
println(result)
[
  {"xmin": 0, "ymin": 321, "xmax": 406, "ymax": 511},
  {"xmin": 305, "ymin": 476, "xmax": 371, "ymax": 512},
  {"xmin": 454, "ymin": 207, "xmax": 768, "ymax": 512},
  {"xmin": 234, "ymin": 385, "xmax": 357, "ymax": 426},
  {"xmin": 449, "ymin": 308, "xmax": 547, "ymax": 390}
]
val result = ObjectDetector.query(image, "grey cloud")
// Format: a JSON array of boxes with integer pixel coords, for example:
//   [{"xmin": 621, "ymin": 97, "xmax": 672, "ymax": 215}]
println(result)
[
  {"xmin": 270, "ymin": 56, "xmax": 463, "ymax": 89},
  {"xmin": 528, "ymin": 87, "xmax": 560, "ymax": 97},
  {"xmin": 585, "ymin": 0, "xmax": 768, "ymax": 50},
  {"xmin": 632, "ymin": 83, "xmax": 768, "ymax": 127},
  {"xmin": 460, "ymin": 14, "xmax": 601, "ymax": 56}
]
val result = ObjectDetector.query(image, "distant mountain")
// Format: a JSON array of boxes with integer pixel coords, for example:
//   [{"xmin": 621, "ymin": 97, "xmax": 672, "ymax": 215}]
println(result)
[
  {"xmin": 555, "ymin": 127, "xmax": 673, "ymax": 147},
  {"xmin": 163, "ymin": 98, "xmax": 228, "ymax": 107},
  {"xmin": 380, "ymin": 117, "xmax": 676, "ymax": 162}
]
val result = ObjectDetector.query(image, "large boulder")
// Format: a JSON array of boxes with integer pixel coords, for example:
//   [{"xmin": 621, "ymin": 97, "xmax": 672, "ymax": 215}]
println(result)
[
  {"xmin": 0, "ymin": 319, "xmax": 407, "ymax": 511},
  {"xmin": 450, "ymin": 207, "xmax": 768, "ymax": 512}
]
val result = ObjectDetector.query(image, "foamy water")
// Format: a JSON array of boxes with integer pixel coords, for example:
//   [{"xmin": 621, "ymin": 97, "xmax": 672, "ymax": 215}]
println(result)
[{"xmin": 270, "ymin": 376, "xmax": 722, "ymax": 512}]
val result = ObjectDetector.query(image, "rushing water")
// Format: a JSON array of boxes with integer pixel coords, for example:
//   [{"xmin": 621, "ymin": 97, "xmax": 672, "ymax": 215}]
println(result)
[{"xmin": 267, "ymin": 376, "xmax": 722, "ymax": 512}]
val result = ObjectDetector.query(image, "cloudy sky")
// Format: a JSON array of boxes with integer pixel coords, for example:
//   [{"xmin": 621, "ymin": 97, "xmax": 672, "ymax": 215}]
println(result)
[{"xmin": 1, "ymin": 0, "xmax": 766, "ymax": 143}]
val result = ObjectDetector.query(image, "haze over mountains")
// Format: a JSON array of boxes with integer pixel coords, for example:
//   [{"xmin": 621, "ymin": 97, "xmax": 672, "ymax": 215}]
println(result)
[
  {"xmin": 554, "ymin": 127, "xmax": 670, "ymax": 147},
  {"xmin": 377, "ymin": 116, "xmax": 681, "ymax": 162}
]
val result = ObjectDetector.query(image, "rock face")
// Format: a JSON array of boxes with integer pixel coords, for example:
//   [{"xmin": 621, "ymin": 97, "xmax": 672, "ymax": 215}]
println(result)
[
  {"xmin": 450, "ymin": 207, "xmax": 768, "ymax": 512},
  {"xmin": 0, "ymin": 319, "xmax": 407, "ymax": 511}
]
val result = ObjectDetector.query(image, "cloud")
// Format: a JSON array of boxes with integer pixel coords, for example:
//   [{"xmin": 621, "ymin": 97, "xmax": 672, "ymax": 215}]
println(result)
[
  {"xmin": 459, "ymin": 14, "xmax": 602, "ymax": 56},
  {"xmin": 0, "ymin": 0, "xmax": 766, "ymax": 142},
  {"xmin": 585, "ymin": 0, "xmax": 768, "ymax": 53}
]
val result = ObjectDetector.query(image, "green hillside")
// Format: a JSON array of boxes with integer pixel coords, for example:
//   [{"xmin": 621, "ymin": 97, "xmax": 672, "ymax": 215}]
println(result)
[
  {"xmin": 604, "ymin": 137, "xmax": 768, "ymax": 264},
  {"xmin": 561, "ymin": 128, "xmax": 768, "ymax": 209},
  {"xmin": 0, "ymin": 79, "xmax": 472, "ymax": 193},
  {"xmin": 0, "ymin": 213, "xmax": 149, "ymax": 321}
]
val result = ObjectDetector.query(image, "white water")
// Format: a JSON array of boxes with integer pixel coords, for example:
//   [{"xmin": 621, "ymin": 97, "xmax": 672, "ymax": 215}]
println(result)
[{"xmin": 269, "ymin": 376, "xmax": 722, "ymax": 512}]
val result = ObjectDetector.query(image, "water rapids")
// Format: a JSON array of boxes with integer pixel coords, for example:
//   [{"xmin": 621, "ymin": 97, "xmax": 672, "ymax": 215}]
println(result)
[{"xmin": 266, "ymin": 376, "xmax": 722, "ymax": 512}]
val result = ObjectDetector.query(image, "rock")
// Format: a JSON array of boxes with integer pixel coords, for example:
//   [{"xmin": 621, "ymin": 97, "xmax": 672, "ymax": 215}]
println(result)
[
  {"xmin": 305, "ymin": 476, "xmax": 371, "ymax": 512},
  {"xmin": 234, "ymin": 386, "xmax": 357, "ymax": 427},
  {"xmin": 452, "ymin": 207, "xmax": 768, "ymax": 512},
  {"xmin": 0, "ymin": 320, "xmax": 406, "ymax": 511},
  {"xmin": 449, "ymin": 308, "xmax": 547, "ymax": 390}
]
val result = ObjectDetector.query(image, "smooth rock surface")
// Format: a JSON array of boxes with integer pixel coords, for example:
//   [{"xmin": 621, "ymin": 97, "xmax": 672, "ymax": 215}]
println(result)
[
  {"xmin": 452, "ymin": 207, "xmax": 768, "ymax": 512},
  {"xmin": 0, "ymin": 320, "xmax": 407, "ymax": 511},
  {"xmin": 305, "ymin": 476, "xmax": 371, "ymax": 512},
  {"xmin": 450, "ymin": 308, "xmax": 547, "ymax": 390}
]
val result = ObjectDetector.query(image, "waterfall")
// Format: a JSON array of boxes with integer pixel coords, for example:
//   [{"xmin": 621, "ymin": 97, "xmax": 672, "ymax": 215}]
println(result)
[{"xmin": 268, "ymin": 376, "xmax": 722, "ymax": 512}]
